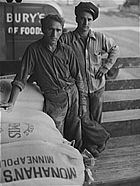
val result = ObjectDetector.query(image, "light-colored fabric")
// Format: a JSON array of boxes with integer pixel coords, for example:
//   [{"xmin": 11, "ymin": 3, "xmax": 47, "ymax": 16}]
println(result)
[
  {"xmin": 0, "ymin": 141, "xmax": 85, "ymax": 185},
  {"xmin": 0, "ymin": 79, "xmax": 44, "ymax": 111},
  {"xmin": 0, "ymin": 108, "xmax": 68, "ymax": 145},
  {"xmin": 1, "ymin": 178, "xmax": 81, "ymax": 186},
  {"xmin": 0, "ymin": 79, "xmax": 85, "ymax": 186},
  {"xmin": 60, "ymin": 29, "xmax": 119, "ymax": 93}
]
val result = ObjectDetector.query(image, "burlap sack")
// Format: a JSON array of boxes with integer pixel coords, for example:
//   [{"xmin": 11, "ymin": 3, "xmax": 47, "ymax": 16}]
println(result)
[
  {"xmin": 0, "ymin": 108, "xmax": 68, "ymax": 145},
  {"xmin": 0, "ymin": 79, "xmax": 44, "ymax": 111},
  {"xmin": 1, "ymin": 178, "xmax": 81, "ymax": 186},
  {"xmin": 0, "ymin": 141, "xmax": 85, "ymax": 185}
]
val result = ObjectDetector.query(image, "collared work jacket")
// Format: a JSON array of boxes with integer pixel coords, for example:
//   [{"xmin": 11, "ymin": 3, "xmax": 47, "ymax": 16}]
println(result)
[
  {"xmin": 12, "ymin": 39, "xmax": 87, "ymax": 106},
  {"xmin": 60, "ymin": 29, "xmax": 120, "ymax": 93}
]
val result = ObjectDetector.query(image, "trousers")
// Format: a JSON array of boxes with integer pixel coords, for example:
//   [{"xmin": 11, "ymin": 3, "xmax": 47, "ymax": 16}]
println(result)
[
  {"xmin": 81, "ymin": 87, "xmax": 109, "ymax": 151},
  {"xmin": 88, "ymin": 87, "xmax": 105, "ymax": 124},
  {"xmin": 43, "ymin": 84, "xmax": 82, "ymax": 150}
]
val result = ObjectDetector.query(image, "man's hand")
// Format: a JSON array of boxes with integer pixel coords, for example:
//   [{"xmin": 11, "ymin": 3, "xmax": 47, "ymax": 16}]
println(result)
[
  {"xmin": 0, "ymin": 102, "xmax": 14, "ymax": 112},
  {"xmin": 95, "ymin": 66, "xmax": 108, "ymax": 79},
  {"xmin": 79, "ymin": 105, "xmax": 87, "ymax": 118}
]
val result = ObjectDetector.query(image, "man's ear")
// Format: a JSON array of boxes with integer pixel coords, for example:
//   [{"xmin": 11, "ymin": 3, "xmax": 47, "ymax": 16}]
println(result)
[
  {"xmin": 63, "ymin": 28, "xmax": 68, "ymax": 33},
  {"xmin": 41, "ymin": 26, "xmax": 45, "ymax": 34},
  {"xmin": 40, "ymin": 19, "xmax": 44, "ymax": 33},
  {"xmin": 75, "ymin": 16, "xmax": 78, "ymax": 23}
]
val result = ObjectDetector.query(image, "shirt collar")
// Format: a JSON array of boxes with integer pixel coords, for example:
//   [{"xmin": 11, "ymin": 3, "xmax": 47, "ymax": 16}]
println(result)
[
  {"xmin": 41, "ymin": 37, "xmax": 63, "ymax": 50},
  {"xmin": 74, "ymin": 28, "xmax": 96, "ymax": 40}
]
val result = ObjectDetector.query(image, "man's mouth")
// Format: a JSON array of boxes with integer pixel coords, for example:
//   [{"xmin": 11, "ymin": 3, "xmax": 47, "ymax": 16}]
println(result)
[
  {"xmin": 82, "ymin": 26, "xmax": 89, "ymax": 29},
  {"xmin": 51, "ymin": 37, "xmax": 57, "ymax": 40}
]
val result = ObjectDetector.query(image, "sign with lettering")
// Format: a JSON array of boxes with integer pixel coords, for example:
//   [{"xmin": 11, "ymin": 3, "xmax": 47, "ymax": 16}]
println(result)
[
  {"xmin": 5, "ymin": 3, "xmax": 61, "ymax": 39},
  {"xmin": 1, "ymin": 2, "xmax": 62, "ymax": 59},
  {"xmin": 0, "ymin": 141, "xmax": 85, "ymax": 185},
  {"xmin": 0, "ymin": 108, "xmax": 66, "ymax": 145}
]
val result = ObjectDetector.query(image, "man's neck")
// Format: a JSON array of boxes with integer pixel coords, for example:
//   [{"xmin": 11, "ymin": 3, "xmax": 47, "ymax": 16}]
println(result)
[
  {"xmin": 42, "ymin": 37, "xmax": 57, "ymax": 52},
  {"xmin": 77, "ymin": 28, "xmax": 89, "ymax": 38},
  {"xmin": 47, "ymin": 44, "xmax": 57, "ymax": 52}
]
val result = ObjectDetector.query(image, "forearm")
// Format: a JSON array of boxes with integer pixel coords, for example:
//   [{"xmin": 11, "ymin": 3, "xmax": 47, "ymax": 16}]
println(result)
[
  {"xmin": 8, "ymin": 85, "xmax": 21, "ymax": 105},
  {"xmin": 104, "ymin": 45, "xmax": 120, "ymax": 70},
  {"xmin": 102, "ymin": 32, "xmax": 120, "ymax": 70},
  {"xmin": 76, "ymin": 79, "xmax": 87, "ymax": 106}
]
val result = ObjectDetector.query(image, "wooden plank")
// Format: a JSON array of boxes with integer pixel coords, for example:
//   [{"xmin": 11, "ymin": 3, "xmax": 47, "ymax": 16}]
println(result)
[
  {"xmin": 112, "ymin": 57, "xmax": 140, "ymax": 68},
  {"xmin": 102, "ymin": 120, "xmax": 140, "ymax": 137},
  {"xmin": 103, "ymin": 57, "xmax": 140, "ymax": 69},
  {"xmin": 92, "ymin": 135, "xmax": 140, "ymax": 185},
  {"xmin": 104, "ymin": 134, "xmax": 140, "ymax": 149},
  {"xmin": 105, "ymin": 79, "xmax": 140, "ymax": 91},
  {"xmin": 106, "ymin": 67, "xmax": 140, "ymax": 80},
  {"xmin": 103, "ymin": 100, "xmax": 140, "ymax": 112},
  {"xmin": 102, "ymin": 109, "xmax": 140, "ymax": 123},
  {"xmin": 93, "ymin": 178, "xmax": 140, "ymax": 186},
  {"xmin": 116, "ymin": 68, "xmax": 140, "ymax": 80},
  {"xmin": 104, "ymin": 89, "xmax": 140, "ymax": 102}
]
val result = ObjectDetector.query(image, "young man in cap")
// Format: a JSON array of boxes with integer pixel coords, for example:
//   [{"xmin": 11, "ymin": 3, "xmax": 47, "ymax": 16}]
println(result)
[
  {"xmin": 0, "ymin": 14, "xmax": 87, "ymax": 151},
  {"xmin": 60, "ymin": 2, "xmax": 119, "ymax": 156}
]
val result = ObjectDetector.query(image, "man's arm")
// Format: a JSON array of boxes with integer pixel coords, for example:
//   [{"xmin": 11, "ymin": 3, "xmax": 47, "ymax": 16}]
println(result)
[
  {"xmin": 0, "ymin": 85, "xmax": 21, "ymax": 111},
  {"xmin": 0, "ymin": 46, "xmax": 35, "ymax": 111},
  {"xmin": 69, "ymin": 48, "xmax": 87, "ymax": 117},
  {"xmin": 102, "ymin": 33, "xmax": 120, "ymax": 70},
  {"xmin": 95, "ymin": 33, "xmax": 120, "ymax": 79},
  {"xmin": 8, "ymin": 85, "xmax": 21, "ymax": 104}
]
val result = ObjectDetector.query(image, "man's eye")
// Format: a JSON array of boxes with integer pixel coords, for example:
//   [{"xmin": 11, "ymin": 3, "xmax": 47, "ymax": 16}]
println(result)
[
  {"xmin": 88, "ymin": 18, "xmax": 92, "ymax": 21},
  {"xmin": 57, "ymin": 29, "xmax": 61, "ymax": 32},
  {"xmin": 48, "ymin": 28, "xmax": 53, "ymax": 32}
]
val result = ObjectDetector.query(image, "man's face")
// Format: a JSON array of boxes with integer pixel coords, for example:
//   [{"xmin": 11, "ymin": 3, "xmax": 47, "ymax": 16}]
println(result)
[
  {"xmin": 76, "ymin": 11, "xmax": 93, "ymax": 32},
  {"xmin": 43, "ymin": 20, "xmax": 63, "ymax": 45}
]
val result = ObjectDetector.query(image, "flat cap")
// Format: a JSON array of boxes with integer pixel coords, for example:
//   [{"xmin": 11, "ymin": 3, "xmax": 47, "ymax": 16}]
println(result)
[{"xmin": 75, "ymin": 2, "xmax": 99, "ymax": 21}]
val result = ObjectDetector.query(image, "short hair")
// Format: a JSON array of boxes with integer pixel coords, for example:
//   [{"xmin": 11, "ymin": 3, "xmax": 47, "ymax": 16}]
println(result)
[
  {"xmin": 75, "ymin": 2, "xmax": 99, "ymax": 21},
  {"xmin": 41, "ymin": 14, "xmax": 65, "ymax": 30}
]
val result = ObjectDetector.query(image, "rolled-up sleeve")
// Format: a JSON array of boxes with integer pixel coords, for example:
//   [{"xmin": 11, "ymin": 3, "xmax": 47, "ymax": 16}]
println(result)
[
  {"xmin": 102, "ymin": 33, "xmax": 120, "ymax": 70},
  {"xmin": 69, "ymin": 48, "xmax": 87, "ymax": 105},
  {"xmin": 76, "ymin": 72, "xmax": 87, "ymax": 106},
  {"xmin": 12, "ymin": 46, "xmax": 35, "ymax": 91}
]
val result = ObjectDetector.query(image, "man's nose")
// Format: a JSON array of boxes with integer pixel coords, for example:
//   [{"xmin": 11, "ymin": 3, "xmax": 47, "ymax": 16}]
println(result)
[
  {"xmin": 51, "ymin": 30, "xmax": 57, "ymax": 37},
  {"xmin": 83, "ymin": 19, "xmax": 88, "ymax": 25}
]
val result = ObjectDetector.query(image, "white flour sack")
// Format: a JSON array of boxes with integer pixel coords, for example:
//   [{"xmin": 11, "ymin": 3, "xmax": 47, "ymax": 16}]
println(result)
[
  {"xmin": 0, "ymin": 141, "xmax": 85, "ymax": 185},
  {"xmin": 0, "ymin": 108, "xmax": 67, "ymax": 144},
  {"xmin": 0, "ymin": 178, "xmax": 81, "ymax": 186},
  {"xmin": 0, "ymin": 79, "xmax": 44, "ymax": 111}
]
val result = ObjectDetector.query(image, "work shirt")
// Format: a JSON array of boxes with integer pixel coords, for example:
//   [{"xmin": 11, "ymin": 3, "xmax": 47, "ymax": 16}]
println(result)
[
  {"xmin": 60, "ymin": 29, "xmax": 119, "ymax": 93},
  {"xmin": 12, "ymin": 38, "xmax": 87, "ymax": 105}
]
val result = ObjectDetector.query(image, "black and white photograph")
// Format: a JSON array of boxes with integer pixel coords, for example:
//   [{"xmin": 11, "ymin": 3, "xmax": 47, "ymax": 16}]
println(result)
[{"xmin": 0, "ymin": 0, "xmax": 140, "ymax": 185}]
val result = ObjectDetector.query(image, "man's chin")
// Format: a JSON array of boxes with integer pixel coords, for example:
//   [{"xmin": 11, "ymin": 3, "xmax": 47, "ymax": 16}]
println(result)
[
  {"xmin": 50, "ymin": 41, "xmax": 57, "ymax": 45},
  {"xmin": 81, "ymin": 27, "xmax": 89, "ymax": 32}
]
